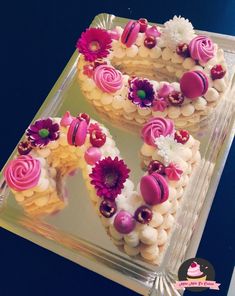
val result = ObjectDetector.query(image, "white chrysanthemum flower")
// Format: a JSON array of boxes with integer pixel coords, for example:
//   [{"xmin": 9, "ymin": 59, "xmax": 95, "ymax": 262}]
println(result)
[
  {"xmin": 154, "ymin": 135, "xmax": 185, "ymax": 165},
  {"xmin": 161, "ymin": 16, "xmax": 195, "ymax": 50}
]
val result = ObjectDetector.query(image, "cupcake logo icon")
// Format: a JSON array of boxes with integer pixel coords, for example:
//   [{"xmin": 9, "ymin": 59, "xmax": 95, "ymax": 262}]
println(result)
[
  {"xmin": 174, "ymin": 258, "xmax": 221, "ymax": 292},
  {"xmin": 187, "ymin": 261, "xmax": 207, "ymax": 282}
]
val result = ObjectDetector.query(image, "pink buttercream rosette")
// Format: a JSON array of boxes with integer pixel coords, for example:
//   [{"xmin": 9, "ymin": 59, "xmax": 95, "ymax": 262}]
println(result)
[
  {"xmin": 93, "ymin": 65, "xmax": 123, "ymax": 93},
  {"xmin": 189, "ymin": 35, "xmax": 215, "ymax": 63},
  {"xmin": 141, "ymin": 117, "xmax": 174, "ymax": 146},
  {"xmin": 4, "ymin": 155, "xmax": 41, "ymax": 191}
]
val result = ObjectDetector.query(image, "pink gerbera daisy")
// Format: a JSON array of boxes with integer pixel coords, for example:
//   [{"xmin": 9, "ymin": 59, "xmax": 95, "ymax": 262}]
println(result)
[
  {"xmin": 76, "ymin": 28, "xmax": 112, "ymax": 62},
  {"xmin": 89, "ymin": 157, "xmax": 130, "ymax": 200}
]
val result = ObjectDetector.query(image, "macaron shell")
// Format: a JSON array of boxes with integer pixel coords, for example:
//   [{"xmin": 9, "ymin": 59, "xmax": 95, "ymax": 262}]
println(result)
[
  {"xmin": 140, "ymin": 174, "xmax": 162, "ymax": 205},
  {"xmin": 74, "ymin": 120, "xmax": 88, "ymax": 146},
  {"xmin": 151, "ymin": 172, "xmax": 169, "ymax": 203},
  {"xmin": 67, "ymin": 119, "xmax": 78, "ymax": 145},
  {"xmin": 180, "ymin": 71, "xmax": 209, "ymax": 99},
  {"xmin": 121, "ymin": 21, "xmax": 140, "ymax": 48},
  {"xmin": 195, "ymin": 71, "xmax": 209, "ymax": 95},
  {"xmin": 67, "ymin": 119, "xmax": 88, "ymax": 146}
]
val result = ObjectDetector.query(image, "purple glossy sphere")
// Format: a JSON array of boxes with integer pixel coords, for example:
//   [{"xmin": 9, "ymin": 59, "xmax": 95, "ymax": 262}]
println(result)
[{"xmin": 114, "ymin": 211, "xmax": 136, "ymax": 234}]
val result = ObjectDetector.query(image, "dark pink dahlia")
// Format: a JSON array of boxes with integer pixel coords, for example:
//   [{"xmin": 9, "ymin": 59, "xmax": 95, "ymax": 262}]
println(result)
[
  {"xmin": 89, "ymin": 156, "xmax": 130, "ymax": 200},
  {"xmin": 26, "ymin": 118, "xmax": 60, "ymax": 148},
  {"xmin": 128, "ymin": 78, "xmax": 155, "ymax": 108},
  {"xmin": 76, "ymin": 28, "xmax": 112, "ymax": 62}
]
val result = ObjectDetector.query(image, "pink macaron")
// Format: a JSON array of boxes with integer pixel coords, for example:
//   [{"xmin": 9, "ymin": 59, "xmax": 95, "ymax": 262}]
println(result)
[
  {"xmin": 180, "ymin": 70, "xmax": 209, "ymax": 99},
  {"xmin": 67, "ymin": 118, "xmax": 88, "ymax": 146},
  {"xmin": 140, "ymin": 172, "xmax": 169, "ymax": 205},
  {"xmin": 121, "ymin": 20, "xmax": 140, "ymax": 48}
]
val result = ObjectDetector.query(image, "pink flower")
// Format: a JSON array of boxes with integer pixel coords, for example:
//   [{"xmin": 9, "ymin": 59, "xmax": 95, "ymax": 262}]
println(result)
[
  {"xmin": 76, "ymin": 28, "xmax": 112, "ymax": 62},
  {"xmin": 83, "ymin": 64, "xmax": 94, "ymax": 78},
  {"xmin": 89, "ymin": 157, "xmax": 130, "ymax": 200},
  {"xmin": 152, "ymin": 97, "xmax": 168, "ymax": 111},
  {"xmin": 165, "ymin": 162, "xmax": 183, "ymax": 181}
]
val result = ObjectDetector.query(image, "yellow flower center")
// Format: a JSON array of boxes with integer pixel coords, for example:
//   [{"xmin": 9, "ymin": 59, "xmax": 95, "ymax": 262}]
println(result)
[{"xmin": 89, "ymin": 41, "xmax": 101, "ymax": 52}]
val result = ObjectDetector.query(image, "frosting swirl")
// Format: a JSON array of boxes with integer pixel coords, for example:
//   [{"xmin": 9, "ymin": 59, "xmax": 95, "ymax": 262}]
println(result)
[
  {"xmin": 141, "ymin": 117, "xmax": 174, "ymax": 146},
  {"xmin": 152, "ymin": 97, "xmax": 168, "ymax": 111},
  {"xmin": 4, "ymin": 155, "xmax": 41, "ymax": 191},
  {"xmin": 165, "ymin": 162, "xmax": 183, "ymax": 181},
  {"xmin": 93, "ymin": 65, "xmax": 123, "ymax": 93},
  {"xmin": 189, "ymin": 35, "xmax": 215, "ymax": 63}
]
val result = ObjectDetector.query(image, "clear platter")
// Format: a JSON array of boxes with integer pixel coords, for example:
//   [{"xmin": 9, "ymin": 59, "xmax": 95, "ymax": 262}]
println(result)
[{"xmin": 0, "ymin": 13, "xmax": 235, "ymax": 296}]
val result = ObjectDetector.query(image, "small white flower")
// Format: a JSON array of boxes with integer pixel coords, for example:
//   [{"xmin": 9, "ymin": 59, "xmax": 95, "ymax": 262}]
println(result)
[
  {"xmin": 154, "ymin": 135, "xmax": 185, "ymax": 165},
  {"xmin": 161, "ymin": 16, "xmax": 195, "ymax": 50}
]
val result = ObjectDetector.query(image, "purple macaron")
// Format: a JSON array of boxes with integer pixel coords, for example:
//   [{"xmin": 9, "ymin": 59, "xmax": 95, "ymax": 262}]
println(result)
[
  {"xmin": 180, "ymin": 70, "xmax": 209, "ymax": 99},
  {"xmin": 140, "ymin": 172, "xmax": 169, "ymax": 205}
]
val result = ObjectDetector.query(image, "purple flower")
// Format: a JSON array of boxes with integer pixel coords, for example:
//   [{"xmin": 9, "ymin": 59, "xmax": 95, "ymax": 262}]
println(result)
[
  {"xmin": 26, "ymin": 118, "xmax": 60, "ymax": 147},
  {"xmin": 128, "ymin": 78, "xmax": 155, "ymax": 108},
  {"xmin": 89, "ymin": 156, "xmax": 130, "ymax": 200}
]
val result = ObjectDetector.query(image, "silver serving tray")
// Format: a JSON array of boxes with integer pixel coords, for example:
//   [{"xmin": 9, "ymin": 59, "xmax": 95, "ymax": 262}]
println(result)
[{"xmin": 0, "ymin": 13, "xmax": 235, "ymax": 296}]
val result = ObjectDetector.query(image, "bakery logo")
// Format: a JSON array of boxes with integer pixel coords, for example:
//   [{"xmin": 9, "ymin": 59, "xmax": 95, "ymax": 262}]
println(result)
[{"xmin": 174, "ymin": 258, "xmax": 221, "ymax": 292}]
